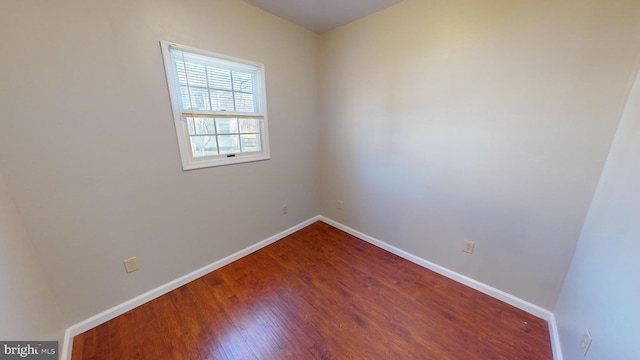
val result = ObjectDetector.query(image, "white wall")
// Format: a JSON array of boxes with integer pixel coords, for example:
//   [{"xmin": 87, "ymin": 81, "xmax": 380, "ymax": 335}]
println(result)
[
  {"xmin": 318, "ymin": 0, "xmax": 640, "ymax": 309},
  {"xmin": 554, "ymin": 65, "xmax": 640, "ymax": 359},
  {"xmin": 0, "ymin": 171, "xmax": 65, "ymax": 342},
  {"xmin": 0, "ymin": 0, "xmax": 320, "ymax": 323}
]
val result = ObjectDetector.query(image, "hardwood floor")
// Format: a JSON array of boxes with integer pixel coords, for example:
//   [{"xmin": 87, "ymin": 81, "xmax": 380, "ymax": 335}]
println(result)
[{"xmin": 71, "ymin": 221, "xmax": 553, "ymax": 359}]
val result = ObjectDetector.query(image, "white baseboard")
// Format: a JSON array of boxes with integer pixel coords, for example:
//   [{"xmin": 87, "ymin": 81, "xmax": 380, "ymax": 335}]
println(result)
[
  {"xmin": 61, "ymin": 214, "xmax": 563, "ymax": 360},
  {"xmin": 318, "ymin": 216, "xmax": 563, "ymax": 360},
  {"xmin": 548, "ymin": 313, "xmax": 564, "ymax": 360},
  {"xmin": 60, "ymin": 215, "xmax": 321, "ymax": 360}
]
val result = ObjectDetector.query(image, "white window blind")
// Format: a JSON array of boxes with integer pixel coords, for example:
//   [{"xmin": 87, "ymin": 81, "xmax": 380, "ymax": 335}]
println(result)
[{"xmin": 160, "ymin": 41, "xmax": 270, "ymax": 170}]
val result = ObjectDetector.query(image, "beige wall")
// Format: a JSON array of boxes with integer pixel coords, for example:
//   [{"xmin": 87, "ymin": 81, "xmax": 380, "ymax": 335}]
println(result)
[
  {"xmin": 0, "ymin": 172, "xmax": 65, "ymax": 342},
  {"xmin": 554, "ymin": 64, "xmax": 640, "ymax": 360},
  {"xmin": 0, "ymin": 0, "xmax": 320, "ymax": 323},
  {"xmin": 319, "ymin": 0, "xmax": 640, "ymax": 309}
]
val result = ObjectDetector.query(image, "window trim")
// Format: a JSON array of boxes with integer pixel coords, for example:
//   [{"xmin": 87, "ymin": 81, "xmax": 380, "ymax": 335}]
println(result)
[{"xmin": 160, "ymin": 41, "xmax": 270, "ymax": 170}]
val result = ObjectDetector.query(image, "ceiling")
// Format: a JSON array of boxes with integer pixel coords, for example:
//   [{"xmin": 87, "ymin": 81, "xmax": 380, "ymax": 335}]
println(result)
[{"xmin": 244, "ymin": 0, "xmax": 404, "ymax": 33}]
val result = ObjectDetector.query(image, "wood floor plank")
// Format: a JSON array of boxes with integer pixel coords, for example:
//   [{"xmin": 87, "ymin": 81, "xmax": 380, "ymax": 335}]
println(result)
[
  {"xmin": 174, "ymin": 281, "xmax": 239, "ymax": 359},
  {"xmin": 70, "ymin": 334, "xmax": 84, "ymax": 360},
  {"xmin": 107, "ymin": 312, "xmax": 140, "ymax": 360},
  {"xmin": 78, "ymin": 324, "xmax": 110, "ymax": 360},
  {"xmin": 198, "ymin": 274, "xmax": 260, "ymax": 360},
  {"xmin": 77, "ymin": 328, "xmax": 97, "ymax": 360},
  {"xmin": 71, "ymin": 221, "xmax": 552, "ymax": 359},
  {"xmin": 202, "ymin": 264, "xmax": 300, "ymax": 359},
  {"xmin": 220, "ymin": 252, "xmax": 337, "ymax": 359},
  {"xmin": 130, "ymin": 302, "xmax": 164, "ymax": 360},
  {"xmin": 153, "ymin": 289, "xmax": 203, "ymax": 360},
  {"xmin": 270, "ymin": 229, "xmax": 447, "ymax": 358},
  {"xmin": 184, "ymin": 279, "xmax": 237, "ymax": 360}
]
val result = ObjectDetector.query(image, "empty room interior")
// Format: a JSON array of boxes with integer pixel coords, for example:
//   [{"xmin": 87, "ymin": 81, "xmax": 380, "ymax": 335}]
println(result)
[{"xmin": 1, "ymin": 0, "xmax": 639, "ymax": 359}]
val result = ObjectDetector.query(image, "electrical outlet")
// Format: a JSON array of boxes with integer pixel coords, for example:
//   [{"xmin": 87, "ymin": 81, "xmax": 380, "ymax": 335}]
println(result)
[
  {"xmin": 123, "ymin": 256, "xmax": 139, "ymax": 273},
  {"xmin": 463, "ymin": 240, "xmax": 475, "ymax": 254},
  {"xmin": 338, "ymin": 200, "xmax": 344, "ymax": 210},
  {"xmin": 580, "ymin": 329, "xmax": 592, "ymax": 356},
  {"xmin": 282, "ymin": 204, "xmax": 288, "ymax": 214}
]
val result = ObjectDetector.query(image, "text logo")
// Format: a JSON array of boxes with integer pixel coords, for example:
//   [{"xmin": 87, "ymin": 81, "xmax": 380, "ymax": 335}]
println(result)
[{"xmin": 0, "ymin": 342, "xmax": 57, "ymax": 359}]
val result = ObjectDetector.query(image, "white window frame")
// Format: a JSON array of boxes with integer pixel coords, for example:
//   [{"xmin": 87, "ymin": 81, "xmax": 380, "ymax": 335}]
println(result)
[{"xmin": 160, "ymin": 41, "xmax": 270, "ymax": 170}]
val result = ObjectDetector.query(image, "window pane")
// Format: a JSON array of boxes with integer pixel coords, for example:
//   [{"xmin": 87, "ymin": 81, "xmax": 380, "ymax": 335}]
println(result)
[
  {"xmin": 210, "ymin": 90, "xmax": 234, "ymax": 112},
  {"xmin": 187, "ymin": 118, "xmax": 215, "ymax": 135},
  {"xmin": 240, "ymin": 134, "xmax": 261, "ymax": 153},
  {"xmin": 175, "ymin": 61, "xmax": 208, "ymax": 87},
  {"xmin": 190, "ymin": 136, "xmax": 218, "ymax": 158},
  {"xmin": 238, "ymin": 118, "xmax": 258, "ymax": 133},
  {"xmin": 232, "ymin": 71, "xmax": 253, "ymax": 93},
  {"xmin": 218, "ymin": 135, "xmax": 240, "ymax": 155},
  {"xmin": 175, "ymin": 61, "xmax": 190, "ymax": 86},
  {"xmin": 187, "ymin": 117, "xmax": 195, "ymax": 135},
  {"xmin": 207, "ymin": 67, "xmax": 232, "ymax": 90},
  {"xmin": 234, "ymin": 93, "xmax": 255, "ymax": 113},
  {"xmin": 215, "ymin": 118, "xmax": 239, "ymax": 134},
  {"xmin": 181, "ymin": 86, "xmax": 211, "ymax": 111}
]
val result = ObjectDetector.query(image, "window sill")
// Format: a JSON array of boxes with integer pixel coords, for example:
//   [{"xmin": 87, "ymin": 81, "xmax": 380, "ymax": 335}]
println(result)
[{"xmin": 181, "ymin": 153, "xmax": 270, "ymax": 171}]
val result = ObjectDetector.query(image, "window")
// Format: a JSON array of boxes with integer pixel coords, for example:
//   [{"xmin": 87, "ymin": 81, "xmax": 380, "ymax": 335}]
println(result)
[{"xmin": 160, "ymin": 41, "xmax": 270, "ymax": 170}]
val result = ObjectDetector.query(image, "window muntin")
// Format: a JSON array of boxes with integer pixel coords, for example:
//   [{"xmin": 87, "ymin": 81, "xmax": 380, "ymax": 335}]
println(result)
[
  {"xmin": 160, "ymin": 41, "xmax": 270, "ymax": 170},
  {"xmin": 185, "ymin": 117, "xmax": 261, "ymax": 158}
]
